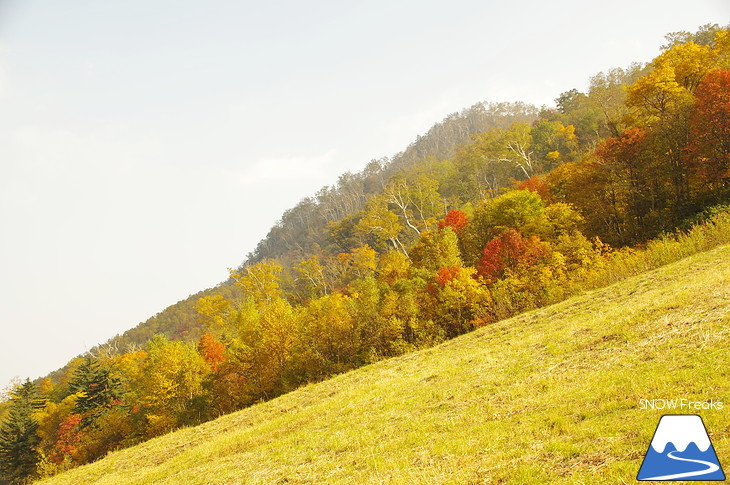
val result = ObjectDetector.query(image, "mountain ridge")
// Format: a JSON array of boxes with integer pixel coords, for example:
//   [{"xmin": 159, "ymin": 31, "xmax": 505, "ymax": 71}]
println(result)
[{"xmin": 78, "ymin": 101, "xmax": 540, "ymax": 356}]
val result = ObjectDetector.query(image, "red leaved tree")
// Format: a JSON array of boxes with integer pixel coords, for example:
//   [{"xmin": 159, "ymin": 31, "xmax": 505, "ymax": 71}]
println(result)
[
  {"xmin": 685, "ymin": 68, "xmax": 730, "ymax": 198},
  {"xmin": 477, "ymin": 229, "xmax": 550, "ymax": 283},
  {"xmin": 50, "ymin": 413, "xmax": 82, "ymax": 465},
  {"xmin": 517, "ymin": 176, "xmax": 550, "ymax": 200},
  {"xmin": 434, "ymin": 266, "xmax": 462, "ymax": 288},
  {"xmin": 197, "ymin": 333, "xmax": 225, "ymax": 372},
  {"xmin": 438, "ymin": 209, "xmax": 469, "ymax": 233}
]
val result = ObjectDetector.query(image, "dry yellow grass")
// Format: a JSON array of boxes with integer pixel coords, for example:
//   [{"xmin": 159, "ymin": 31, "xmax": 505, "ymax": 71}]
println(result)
[{"xmin": 38, "ymin": 245, "xmax": 730, "ymax": 484}]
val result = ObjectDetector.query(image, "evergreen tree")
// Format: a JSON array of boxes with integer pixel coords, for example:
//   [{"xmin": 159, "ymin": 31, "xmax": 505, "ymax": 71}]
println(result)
[
  {"xmin": 0, "ymin": 379, "xmax": 42, "ymax": 484},
  {"xmin": 68, "ymin": 356, "xmax": 120, "ymax": 427}
]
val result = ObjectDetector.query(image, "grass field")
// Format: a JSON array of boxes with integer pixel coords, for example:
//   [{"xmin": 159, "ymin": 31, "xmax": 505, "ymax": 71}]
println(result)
[{"xmin": 38, "ymin": 246, "xmax": 730, "ymax": 484}]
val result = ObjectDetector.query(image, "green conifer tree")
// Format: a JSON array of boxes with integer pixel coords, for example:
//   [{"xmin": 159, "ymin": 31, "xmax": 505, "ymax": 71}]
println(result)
[
  {"xmin": 0, "ymin": 379, "xmax": 43, "ymax": 484},
  {"xmin": 69, "ymin": 356, "xmax": 120, "ymax": 427}
]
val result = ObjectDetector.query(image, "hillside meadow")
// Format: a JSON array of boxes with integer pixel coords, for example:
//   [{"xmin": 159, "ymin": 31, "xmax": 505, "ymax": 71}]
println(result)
[{"xmin": 38, "ymin": 245, "xmax": 730, "ymax": 484}]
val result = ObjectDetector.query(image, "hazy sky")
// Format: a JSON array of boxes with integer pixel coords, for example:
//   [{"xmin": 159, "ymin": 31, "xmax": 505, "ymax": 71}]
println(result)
[{"xmin": 0, "ymin": 0, "xmax": 727, "ymax": 389}]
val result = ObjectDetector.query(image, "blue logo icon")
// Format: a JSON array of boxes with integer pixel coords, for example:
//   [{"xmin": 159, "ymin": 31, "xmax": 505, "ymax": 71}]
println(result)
[{"xmin": 637, "ymin": 414, "xmax": 725, "ymax": 481}]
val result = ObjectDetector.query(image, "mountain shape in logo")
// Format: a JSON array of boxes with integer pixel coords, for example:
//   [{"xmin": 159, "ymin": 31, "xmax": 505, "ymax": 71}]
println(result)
[{"xmin": 637, "ymin": 414, "xmax": 725, "ymax": 481}]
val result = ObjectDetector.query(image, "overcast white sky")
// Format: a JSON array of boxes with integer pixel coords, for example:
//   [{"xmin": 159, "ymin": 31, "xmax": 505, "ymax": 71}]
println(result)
[{"xmin": 0, "ymin": 0, "xmax": 727, "ymax": 389}]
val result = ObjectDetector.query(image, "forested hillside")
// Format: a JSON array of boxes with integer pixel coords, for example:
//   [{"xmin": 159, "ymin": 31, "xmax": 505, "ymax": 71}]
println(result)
[
  {"xmin": 75, "ymin": 101, "xmax": 539, "ymax": 354},
  {"xmin": 1, "ymin": 24, "xmax": 728, "ymax": 484},
  {"xmin": 245, "ymin": 101, "xmax": 539, "ymax": 266}
]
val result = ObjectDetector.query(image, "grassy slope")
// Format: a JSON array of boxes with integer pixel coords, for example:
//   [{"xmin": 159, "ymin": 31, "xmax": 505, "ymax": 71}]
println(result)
[{"xmin": 40, "ymin": 246, "xmax": 730, "ymax": 484}]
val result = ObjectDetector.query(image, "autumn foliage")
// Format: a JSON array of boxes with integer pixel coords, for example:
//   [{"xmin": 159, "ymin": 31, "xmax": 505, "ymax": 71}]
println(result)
[
  {"xmin": 438, "ymin": 210, "xmax": 469, "ymax": 233},
  {"xmin": 595, "ymin": 127, "xmax": 647, "ymax": 168},
  {"xmin": 685, "ymin": 68, "xmax": 730, "ymax": 193},
  {"xmin": 197, "ymin": 333, "xmax": 225, "ymax": 372},
  {"xmin": 516, "ymin": 176, "xmax": 550, "ymax": 200},
  {"xmin": 476, "ymin": 229, "xmax": 550, "ymax": 283},
  {"xmin": 49, "ymin": 414, "xmax": 82, "ymax": 465},
  {"xmin": 435, "ymin": 266, "xmax": 462, "ymax": 287}
]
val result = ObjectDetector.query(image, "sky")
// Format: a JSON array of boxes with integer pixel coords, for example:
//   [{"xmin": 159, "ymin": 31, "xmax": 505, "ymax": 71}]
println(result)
[{"xmin": 0, "ymin": 0, "xmax": 727, "ymax": 389}]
